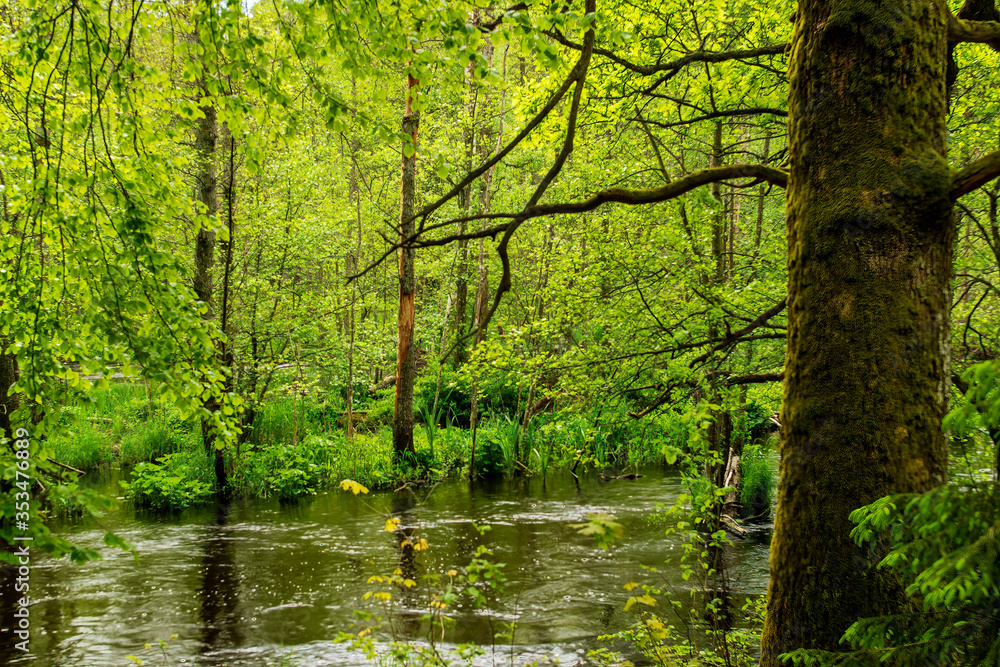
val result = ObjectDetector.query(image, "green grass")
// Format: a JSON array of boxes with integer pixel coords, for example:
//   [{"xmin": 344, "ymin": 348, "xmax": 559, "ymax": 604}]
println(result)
[
  {"xmin": 49, "ymin": 419, "xmax": 113, "ymax": 469},
  {"xmin": 46, "ymin": 377, "xmax": 731, "ymax": 507},
  {"xmin": 49, "ymin": 381, "xmax": 196, "ymax": 469},
  {"xmin": 739, "ymin": 441, "xmax": 778, "ymax": 520}
]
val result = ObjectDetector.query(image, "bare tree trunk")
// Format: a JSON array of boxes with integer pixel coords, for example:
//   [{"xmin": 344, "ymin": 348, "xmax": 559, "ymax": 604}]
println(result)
[
  {"xmin": 468, "ymin": 44, "xmax": 508, "ymax": 478},
  {"xmin": 346, "ymin": 78, "xmax": 362, "ymax": 441},
  {"xmin": 393, "ymin": 72, "xmax": 419, "ymax": 463},
  {"xmin": 190, "ymin": 0, "xmax": 227, "ymax": 495},
  {"xmin": 0, "ymin": 167, "xmax": 18, "ymax": 444}
]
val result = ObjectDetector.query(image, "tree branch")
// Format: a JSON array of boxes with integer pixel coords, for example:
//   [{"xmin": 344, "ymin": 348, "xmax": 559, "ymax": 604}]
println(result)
[
  {"xmin": 952, "ymin": 149, "xmax": 1000, "ymax": 199},
  {"xmin": 688, "ymin": 297, "xmax": 788, "ymax": 368},
  {"xmin": 520, "ymin": 164, "xmax": 787, "ymax": 219},
  {"xmin": 632, "ymin": 107, "xmax": 787, "ymax": 130},
  {"xmin": 472, "ymin": 0, "xmax": 598, "ymax": 338},
  {"xmin": 948, "ymin": 15, "xmax": 1000, "ymax": 46},
  {"xmin": 548, "ymin": 31, "xmax": 788, "ymax": 77},
  {"xmin": 725, "ymin": 372, "xmax": 784, "ymax": 385}
]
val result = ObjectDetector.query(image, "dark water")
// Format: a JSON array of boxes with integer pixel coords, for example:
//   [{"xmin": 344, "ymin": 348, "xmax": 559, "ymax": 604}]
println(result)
[{"xmin": 2, "ymin": 469, "xmax": 770, "ymax": 666}]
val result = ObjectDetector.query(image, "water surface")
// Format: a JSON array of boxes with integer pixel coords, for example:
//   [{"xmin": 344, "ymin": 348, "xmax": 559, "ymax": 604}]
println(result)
[{"xmin": 2, "ymin": 469, "xmax": 770, "ymax": 666}]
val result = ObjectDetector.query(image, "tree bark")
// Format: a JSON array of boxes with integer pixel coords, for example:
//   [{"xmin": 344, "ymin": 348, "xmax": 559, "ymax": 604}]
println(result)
[
  {"xmin": 393, "ymin": 73, "xmax": 419, "ymax": 463},
  {"xmin": 347, "ymin": 78, "xmax": 362, "ymax": 441},
  {"xmin": 190, "ymin": 1, "xmax": 227, "ymax": 495},
  {"xmin": 760, "ymin": 1, "xmax": 952, "ymax": 663},
  {"xmin": 0, "ymin": 348, "xmax": 18, "ymax": 444}
]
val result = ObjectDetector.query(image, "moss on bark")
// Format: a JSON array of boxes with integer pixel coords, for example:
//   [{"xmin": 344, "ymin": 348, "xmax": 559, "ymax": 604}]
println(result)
[{"xmin": 760, "ymin": 0, "xmax": 953, "ymax": 663}]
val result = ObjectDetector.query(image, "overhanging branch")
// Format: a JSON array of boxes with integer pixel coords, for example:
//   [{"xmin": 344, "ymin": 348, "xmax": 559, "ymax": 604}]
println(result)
[
  {"xmin": 520, "ymin": 164, "xmax": 787, "ymax": 219},
  {"xmin": 952, "ymin": 149, "xmax": 1000, "ymax": 199},
  {"xmin": 548, "ymin": 32, "xmax": 788, "ymax": 77},
  {"xmin": 948, "ymin": 15, "xmax": 1000, "ymax": 46},
  {"xmin": 632, "ymin": 107, "xmax": 787, "ymax": 130}
]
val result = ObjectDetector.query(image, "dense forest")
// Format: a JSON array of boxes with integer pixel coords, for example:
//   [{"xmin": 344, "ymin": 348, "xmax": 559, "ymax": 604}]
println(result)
[{"xmin": 1, "ymin": 0, "xmax": 999, "ymax": 665}]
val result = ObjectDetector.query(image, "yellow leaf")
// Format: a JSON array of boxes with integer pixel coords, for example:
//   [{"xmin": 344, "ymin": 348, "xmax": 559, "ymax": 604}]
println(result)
[
  {"xmin": 385, "ymin": 517, "xmax": 401, "ymax": 532},
  {"xmin": 623, "ymin": 582, "xmax": 638, "ymax": 591},
  {"xmin": 403, "ymin": 579, "xmax": 417, "ymax": 588},
  {"xmin": 340, "ymin": 479, "xmax": 369, "ymax": 495},
  {"xmin": 413, "ymin": 538, "xmax": 429, "ymax": 551}
]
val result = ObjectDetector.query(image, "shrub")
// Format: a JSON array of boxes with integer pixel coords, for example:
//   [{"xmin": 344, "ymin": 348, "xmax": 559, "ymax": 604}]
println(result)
[{"xmin": 120, "ymin": 452, "xmax": 213, "ymax": 510}]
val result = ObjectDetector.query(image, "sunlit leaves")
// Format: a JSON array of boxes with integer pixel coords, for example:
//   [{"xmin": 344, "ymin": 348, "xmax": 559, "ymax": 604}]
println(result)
[{"xmin": 340, "ymin": 479, "xmax": 370, "ymax": 495}]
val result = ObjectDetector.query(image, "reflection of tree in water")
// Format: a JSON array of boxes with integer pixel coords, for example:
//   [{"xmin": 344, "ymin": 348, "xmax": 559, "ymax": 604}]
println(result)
[
  {"xmin": 389, "ymin": 492, "xmax": 421, "ymax": 639},
  {"xmin": 197, "ymin": 500, "xmax": 242, "ymax": 664}
]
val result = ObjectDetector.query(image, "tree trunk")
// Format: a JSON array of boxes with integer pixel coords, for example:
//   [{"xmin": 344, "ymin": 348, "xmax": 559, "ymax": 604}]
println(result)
[
  {"xmin": 760, "ymin": 1, "xmax": 952, "ymax": 663},
  {"xmin": 468, "ymin": 43, "xmax": 507, "ymax": 478},
  {"xmin": 191, "ymin": 1, "xmax": 227, "ymax": 495},
  {"xmin": 393, "ymin": 73, "xmax": 419, "ymax": 463},
  {"xmin": 0, "ymin": 347, "xmax": 18, "ymax": 444},
  {"xmin": 347, "ymin": 79, "xmax": 362, "ymax": 441}
]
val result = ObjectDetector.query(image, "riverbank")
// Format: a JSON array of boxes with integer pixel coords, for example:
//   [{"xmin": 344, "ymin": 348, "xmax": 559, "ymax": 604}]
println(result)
[{"xmin": 47, "ymin": 381, "xmax": 735, "ymax": 509}]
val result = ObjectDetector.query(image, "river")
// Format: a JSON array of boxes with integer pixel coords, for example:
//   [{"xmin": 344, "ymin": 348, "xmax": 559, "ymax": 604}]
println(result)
[{"xmin": 2, "ymin": 468, "xmax": 771, "ymax": 666}]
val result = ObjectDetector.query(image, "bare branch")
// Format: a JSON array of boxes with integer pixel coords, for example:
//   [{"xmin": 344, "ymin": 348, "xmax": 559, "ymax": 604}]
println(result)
[
  {"xmin": 548, "ymin": 31, "xmax": 789, "ymax": 77},
  {"xmin": 953, "ymin": 149, "xmax": 1000, "ymax": 199},
  {"xmin": 520, "ymin": 164, "xmax": 787, "ymax": 219},
  {"xmin": 688, "ymin": 297, "xmax": 788, "ymax": 367},
  {"xmin": 632, "ymin": 107, "xmax": 787, "ymax": 130},
  {"xmin": 407, "ymin": 42, "xmax": 584, "ymax": 233},
  {"xmin": 474, "ymin": 0, "xmax": 598, "ymax": 336}
]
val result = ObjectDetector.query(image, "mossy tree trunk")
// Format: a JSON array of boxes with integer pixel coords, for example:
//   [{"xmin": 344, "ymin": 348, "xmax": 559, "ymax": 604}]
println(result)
[{"xmin": 760, "ymin": 0, "xmax": 953, "ymax": 663}]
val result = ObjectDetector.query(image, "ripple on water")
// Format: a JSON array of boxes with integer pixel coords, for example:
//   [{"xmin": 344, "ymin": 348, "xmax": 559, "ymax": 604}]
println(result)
[{"xmin": 8, "ymin": 468, "xmax": 769, "ymax": 667}]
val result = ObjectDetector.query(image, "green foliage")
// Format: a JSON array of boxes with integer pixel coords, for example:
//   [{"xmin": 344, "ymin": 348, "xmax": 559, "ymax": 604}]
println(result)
[
  {"xmin": 246, "ymin": 398, "xmax": 302, "ymax": 447},
  {"xmin": 738, "ymin": 443, "xmax": 776, "ymax": 521},
  {"xmin": 413, "ymin": 370, "xmax": 470, "ymax": 426},
  {"xmin": 120, "ymin": 453, "xmax": 213, "ymax": 510},
  {"xmin": 570, "ymin": 512, "xmax": 624, "ymax": 550},
  {"xmin": 250, "ymin": 444, "xmax": 322, "ymax": 501},
  {"xmin": 49, "ymin": 420, "xmax": 113, "ymax": 470},
  {"xmin": 120, "ymin": 421, "xmax": 198, "ymax": 465},
  {"xmin": 364, "ymin": 392, "xmax": 398, "ymax": 432},
  {"xmin": 782, "ymin": 483, "xmax": 1000, "ymax": 666}
]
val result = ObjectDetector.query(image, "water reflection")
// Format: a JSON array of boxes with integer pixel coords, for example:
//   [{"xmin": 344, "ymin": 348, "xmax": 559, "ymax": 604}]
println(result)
[
  {"xmin": 198, "ymin": 500, "xmax": 242, "ymax": 664},
  {"xmin": 15, "ymin": 469, "xmax": 770, "ymax": 666}
]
